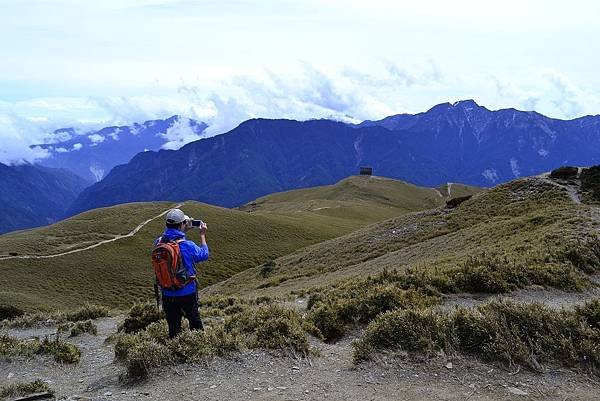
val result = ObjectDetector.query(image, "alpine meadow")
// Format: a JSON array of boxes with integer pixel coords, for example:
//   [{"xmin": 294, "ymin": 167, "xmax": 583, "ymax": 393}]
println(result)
[{"xmin": 2, "ymin": 1, "xmax": 600, "ymax": 400}]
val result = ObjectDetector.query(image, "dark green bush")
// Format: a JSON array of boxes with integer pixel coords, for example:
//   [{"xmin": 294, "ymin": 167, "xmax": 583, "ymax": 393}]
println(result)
[
  {"xmin": 118, "ymin": 302, "xmax": 163, "ymax": 334},
  {"xmin": 0, "ymin": 305, "xmax": 24, "ymax": 321},
  {"xmin": 0, "ymin": 334, "xmax": 39, "ymax": 358},
  {"xmin": 1, "ymin": 334, "xmax": 80, "ymax": 364},
  {"xmin": 306, "ymin": 276, "xmax": 438, "ymax": 341},
  {"xmin": 260, "ymin": 259, "xmax": 276, "ymax": 278},
  {"xmin": 125, "ymin": 340, "xmax": 172, "ymax": 378},
  {"xmin": 353, "ymin": 308, "xmax": 452, "ymax": 363},
  {"xmin": 115, "ymin": 302, "xmax": 312, "ymax": 378},
  {"xmin": 0, "ymin": 380, "xmax": 52, "ymax": 399},
  {"xmin": 39, "ymin": 336, "xmax": 81, "ymax": 364},
  {"xmin": 352, "ymin": 299, "xmax": 600, "ymax": 374},
  {"xmin": 65, "ymin": 304, "xmax": 110, "ymax": 322},
  {"xmin": 69, "ymin": 320, "xmax": 97, "ymax": 337}
]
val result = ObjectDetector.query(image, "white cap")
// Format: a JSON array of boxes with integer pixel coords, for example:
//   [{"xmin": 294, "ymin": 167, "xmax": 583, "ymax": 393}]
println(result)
[{"xmin": 165, "ymin": 208, "xmax": 189, "ymax": 225}]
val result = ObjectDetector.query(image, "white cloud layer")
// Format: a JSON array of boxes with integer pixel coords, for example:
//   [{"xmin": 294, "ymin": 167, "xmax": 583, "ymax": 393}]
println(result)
[
  {"xmin": 0, "ymin": 0, "xmax": 599, "ymax": 164},
  {"xmin": 1, "ymin": 62, "xmax": 600, "ymax": 165}
]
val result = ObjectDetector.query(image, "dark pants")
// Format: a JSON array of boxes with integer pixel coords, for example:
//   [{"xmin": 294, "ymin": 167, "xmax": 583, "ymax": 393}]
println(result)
[{"xmin": 162, "ymin": 292, "xmax": 204, "ymax": 339}]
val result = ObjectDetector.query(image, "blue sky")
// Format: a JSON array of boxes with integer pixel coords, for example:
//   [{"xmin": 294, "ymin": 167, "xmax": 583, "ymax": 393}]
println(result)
[{"xmin": 1, "ymin": 0, "xmax": 600, "ymax": 163}]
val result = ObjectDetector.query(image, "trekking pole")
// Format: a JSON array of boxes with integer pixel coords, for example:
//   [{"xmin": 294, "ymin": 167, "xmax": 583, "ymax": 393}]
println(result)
[{"xmin": 154, "ymin": 282, "xmax": 161, "ymax": 311}]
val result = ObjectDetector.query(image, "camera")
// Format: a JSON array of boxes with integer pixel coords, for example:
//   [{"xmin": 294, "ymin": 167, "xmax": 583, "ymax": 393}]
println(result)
[{"xmin": 190, "ymin": 219, "xmax": 204, "ymax": 227}]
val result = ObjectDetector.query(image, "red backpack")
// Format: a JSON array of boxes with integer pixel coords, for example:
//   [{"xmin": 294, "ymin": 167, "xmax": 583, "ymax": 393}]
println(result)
[{"xmin": 151, "ymin": 239, "xmax": 195, "ymax": 290}]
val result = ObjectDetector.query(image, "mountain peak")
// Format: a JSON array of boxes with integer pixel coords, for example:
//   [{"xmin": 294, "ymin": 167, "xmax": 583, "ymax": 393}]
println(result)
[{"xmin": 452, "ymin": 99, "xmax": 480, "ymax": 108}]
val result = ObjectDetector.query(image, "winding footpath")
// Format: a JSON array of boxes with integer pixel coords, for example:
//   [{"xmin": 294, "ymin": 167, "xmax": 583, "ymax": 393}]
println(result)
[{"xmin": 0, "ymin": 203, "xmax": 183, "ymax": 261}]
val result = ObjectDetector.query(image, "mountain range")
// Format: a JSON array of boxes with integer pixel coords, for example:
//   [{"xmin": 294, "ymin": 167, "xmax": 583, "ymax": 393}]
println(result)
[
  {"xmin": 36, "ymin": 115, "xmax": 207, "ymax": 182},
  {"xmin": 66, "ymin": 100, "xmax": 600, "ymax": 216},
  {"xmin": 0, "ymin": 163, "xmax": 88, "ymax": 234},
  {"xmin": 3, "ymin": 99, "xmax": 600, "ymax": 234}
]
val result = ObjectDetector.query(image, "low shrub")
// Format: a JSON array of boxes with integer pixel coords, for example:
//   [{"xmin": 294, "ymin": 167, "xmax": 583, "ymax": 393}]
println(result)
[
  {"xmin": 118, "ymin": 302, "xmax": 162, "ymax": 334},
  {"xmin": 169, "ymin": 326, "xmax": 243, "ymax": 362},
  {"xmin": 352, "ymin": 299, "xmax": 600, "ymax": 374},
  {"xmin": 115, "ymin": 303, "xmax": 312, "ymax": 378},
  {"xmin": 306, "ymin": 275, "xmax": 439, "ymax": 341},
  {"xmin": 353, "ymin": 308, "xmax": 452, "ymax": 363},
  {"xmin": 69, "ymin": 320, "xmax": 97, "ymax": 337},
  {"xmin": 1, "ymin": 303, "xmax": 110, "ymax": 329},
  {"xmin": 125, "ymin": 340, "xmax": 172, "ymax": 378},
  {"xmin": 0, "ymin": 380, "xmax": 52, "ymax": 399},
  {"xmin": 581, "ymin": 165, "xmax": 600, "ymax": 203},
  {"xmin": 576, "ymin": 298, "xmax": 600, "ymax": 330},
  {"xmin": 39, "ymin": 336, "xmax": 81, "ymax": 364},
  {"xmin": 260, "ymin": 259, "xmax": 276, "ymax": 278},
  {"xmin": 0, "ymin": 334, "xmax": 40, "ymax": 358},
  {"xmin": 225, "ymin": 304, "xmax": 310, "ymax": 355},
  {"xmin": 0, "ymin": 305, "xmax": 24, "ymax": 321},
  {"xmin": 64, "ymin": 304, "xmax": 110, "ymax": 322},
  {"xmin": 0, "ymin": 334, "xmax": 80, "ymax": 364}
]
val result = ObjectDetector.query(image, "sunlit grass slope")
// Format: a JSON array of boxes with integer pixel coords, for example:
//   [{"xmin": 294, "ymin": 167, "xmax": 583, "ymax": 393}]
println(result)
[
  {"xmin": 208, "ymin": 176, "xmax": 600, "ymax": 298},
  {"xmin": 239, "ymin": 175, "xmax": 480, "ymax": 224},
  {"xmin": 0, "ymin": 175, "xmax": 471, "ymax": 311}
]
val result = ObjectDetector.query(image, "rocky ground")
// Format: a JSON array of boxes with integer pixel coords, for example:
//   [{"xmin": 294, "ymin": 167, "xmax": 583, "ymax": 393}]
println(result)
[{"xmin": 3, "ymin": 287, "xmax": 600, "ymax": 401}]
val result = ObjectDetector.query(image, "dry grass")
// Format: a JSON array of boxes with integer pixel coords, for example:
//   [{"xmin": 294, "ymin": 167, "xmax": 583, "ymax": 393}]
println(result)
[
  {"xmin": 0, "ymin": 380, "xmax": 52, "ymax": 399},
  {"xmin": 352, "ymin": 299, "xmax": 600, "ymax": 375},
  {"xmin": 0, "ymin": 182, "xmax": 441, "ymax": 312},
  {"xmin": 115, "ymin": 301, "xmax": 312, "ymax": 378},
  {"xmin": 0, "ymin": 334, "xmax": 81, "ymax": 364},
  {"xmin": 1, "ymin": 304, "xmax": 110, "ymax": 329},
  {"xmin": 210, "ymin": 176, "xmax": 599, "ymax": 298}
]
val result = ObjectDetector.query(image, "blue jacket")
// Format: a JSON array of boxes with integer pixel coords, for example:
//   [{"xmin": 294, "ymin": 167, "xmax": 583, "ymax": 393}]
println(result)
[{"xmin": 154, "ymin": 228, "xmax": 209, "ymax": 297}]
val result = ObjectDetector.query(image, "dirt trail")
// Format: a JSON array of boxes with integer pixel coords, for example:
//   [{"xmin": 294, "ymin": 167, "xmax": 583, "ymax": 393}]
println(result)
[
  {"xmin": 0, "ymin": 203, "xmax": 183, "ymax": 261},
  {"xmin": 2, "ymin": 317, "xmax": 599, "ymax": 401}
]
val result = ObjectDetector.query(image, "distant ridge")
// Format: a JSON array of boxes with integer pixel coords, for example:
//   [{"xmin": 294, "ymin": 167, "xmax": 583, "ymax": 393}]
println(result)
[
  {"xmin": 0, "ymin": 163, "xmax": 88, "ymax": 234},
  {"xmin": 67, "ymin": 100, "xmax": 600, "ymax": 216},
  {"xmin": 35, "ymin": 115, "xmax": 207, "ymax": 182}
]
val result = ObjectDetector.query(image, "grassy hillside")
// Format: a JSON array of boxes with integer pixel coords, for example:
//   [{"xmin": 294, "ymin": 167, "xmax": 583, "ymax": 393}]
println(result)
[
  {"xmin": 239, "ymin": 175, "xmax": 480, "ymax": 224},
  {"xmin": 208, "ymin": 175, "xmax": 600, "ymax": 297},
  {"xmin": 0, "ymin": 176, "xmax": 468, "ymax": 312}
]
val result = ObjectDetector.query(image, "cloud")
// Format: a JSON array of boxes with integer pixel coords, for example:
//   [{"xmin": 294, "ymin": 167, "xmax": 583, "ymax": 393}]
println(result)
[
  {"xmin": 72, "ymin": 143, "xmax": 83, "ymax": 151},
  {"xmin": 491, "ymin": 70, "xmax": 600, "ymax": 119},
  {"xmin": 160, "ymin": 116, "xmax": 208, "ymax": 150},
  {"xmin": 109, "ymin": 128, "xmax": 121, "ymax": 140},
  {"xmin": 88, "ymin": 133, "xmax": 106, "ymax": 144},
  {"xmin": 2, "ymin": 61, "xmax": 600, "ymax": 165}
]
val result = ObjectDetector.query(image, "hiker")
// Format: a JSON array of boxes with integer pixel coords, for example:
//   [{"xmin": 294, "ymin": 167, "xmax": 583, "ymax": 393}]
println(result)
[{"xmin": 152, "ymin": 208, "xmax": 209, "ymax": 339}]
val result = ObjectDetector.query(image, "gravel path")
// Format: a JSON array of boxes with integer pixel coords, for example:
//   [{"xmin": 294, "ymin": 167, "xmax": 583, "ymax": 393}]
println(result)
[{"xmin": 2, "ymin": 311, "xmax": 600, "ymax": 401}]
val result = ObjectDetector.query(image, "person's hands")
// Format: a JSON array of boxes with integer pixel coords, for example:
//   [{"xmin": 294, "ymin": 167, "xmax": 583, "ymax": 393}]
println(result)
[
  {"xmin": 183, "ymin": 219, "xmax": 193, "ymax": 232},
  {"xmin": 198, "ymin": 221, "xmax": 207, "ymax": 236}
]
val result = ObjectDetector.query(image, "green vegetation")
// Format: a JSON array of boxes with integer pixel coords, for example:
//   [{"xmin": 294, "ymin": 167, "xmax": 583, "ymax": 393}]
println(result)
[
  {"xmin": 0, "ymin": 334, "xmax": 81, "ymax": 364},
  {"xmin": 115, "ymin": 301, "xmax": 311, "ymax": 378},
  {"xmin": 118, "ymin": 302, "xmax": 163, "ymax": 334},
  {"xmin": 239, "ymin": 175, "xmax": 470, "ymax": 222},
  {"xmin": 306, "ymin": 273, "xmax": 439, "ymax": 341},
  {"xmin": 69, "ymin": 320, "xmax": 97, "ymax": 337},
  {"xmin": 581, "ymin": 166, "xmax": 600, "ymax": 203},
  {"xmin": 211, "ymin": 177, "xmax": 599, "ymax": 298},
  {"xmin": 352, "ymin": 299, "xmax": 600, "ymax": 375},
  {"xmin": 0, "ymin": 380, "xmax": 52, "ymax": 399},
  {"xmin": 1, "ymin": 303, "xmax": 110, "ymax": 329},
  {"xmin": 0, "ymin": 305, "xmax": 24, "ymax": 321},
  {"xmin": 0, "ymin": 176, "xmax": 471, "ymax": 312}
]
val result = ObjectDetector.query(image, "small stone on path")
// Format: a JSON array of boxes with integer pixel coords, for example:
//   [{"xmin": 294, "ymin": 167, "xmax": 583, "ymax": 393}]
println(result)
[
  {"xmin": 445, "ymin": 362, "xmax": 453, "ymax": 369},
  {"xmin": 507, "ymin": 387, "xmax": 528, "ymax": 396},
  {"xmin": 103, "ymin": 391, "xmax": 112, "ymax": 397}
]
